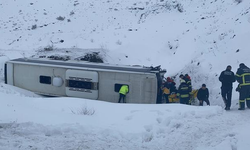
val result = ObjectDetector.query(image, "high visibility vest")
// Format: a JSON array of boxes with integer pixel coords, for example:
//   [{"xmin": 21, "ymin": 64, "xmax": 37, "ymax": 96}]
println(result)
[
  {"xmin": 236, "ymin": 73, "xmax": 250, "ymax": 86},
  {"xmin": 119, "ymin": 85, "xmax": 129, "ymax": 95},
  {"xmin": 163, "ymin": 87, "xmax": 170, "ymax": 94}
]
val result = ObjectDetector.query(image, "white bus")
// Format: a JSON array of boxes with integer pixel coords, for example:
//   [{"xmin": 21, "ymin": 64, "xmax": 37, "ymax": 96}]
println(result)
[{"xmin": 5, "ymin": 58, "xmax": 166, "ymax": 103}]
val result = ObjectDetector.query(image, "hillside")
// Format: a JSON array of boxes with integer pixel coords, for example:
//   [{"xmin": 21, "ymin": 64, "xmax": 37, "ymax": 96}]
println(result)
[
  {"xmin": 0, "ymin": 0, "xmax": 250, "ymax": 149},
  {"xmin": 1, "ymin": 0, "xmax": 250, "ymax": 105}
]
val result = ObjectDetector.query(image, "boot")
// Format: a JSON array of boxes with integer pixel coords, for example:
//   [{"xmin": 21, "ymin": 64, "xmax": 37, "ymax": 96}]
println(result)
[{"xmin": 238, "ymin": 107, "xmax": 245, "ymax": 110}]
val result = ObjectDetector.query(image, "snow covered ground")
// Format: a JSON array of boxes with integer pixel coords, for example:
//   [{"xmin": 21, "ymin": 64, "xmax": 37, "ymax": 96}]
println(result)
[
  {"xmin": 1, "ymin": 91, "xmax": 250, "ymax": 150},
  {"xmin": 0, "ymin": 0, "xmax": 250, "ymax": 149}
]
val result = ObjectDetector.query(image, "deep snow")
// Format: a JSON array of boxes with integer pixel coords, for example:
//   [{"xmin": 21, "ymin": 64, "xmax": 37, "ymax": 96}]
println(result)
[
  {"xmin": 1, "ymin": 0, "xmax": 250, "ymax": 149},
  {"xmin": 1, "ymin": 92, "xmax": 250, "ymax": 150}
]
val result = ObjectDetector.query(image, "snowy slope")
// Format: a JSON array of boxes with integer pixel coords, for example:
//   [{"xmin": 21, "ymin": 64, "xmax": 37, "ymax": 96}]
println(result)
[
  {"xmin": 1, "ymin": 0, "xmax": 250, "ymax": 105},
  {"xmin": 1, "ymin": 0, "xmax": 250, "ymax": 149},
  {"xmin": 1, "ymin": 93, "xmax": 250, "ymax": 150}
]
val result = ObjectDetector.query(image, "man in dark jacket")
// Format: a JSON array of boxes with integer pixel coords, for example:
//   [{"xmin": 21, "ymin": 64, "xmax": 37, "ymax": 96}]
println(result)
[
  {"xmin": 219, "ymin": 65, "xmax": 236, "ymax": 110},
  {"xmin": 197, "ymin": 84, "xmax": 210, "ymax": 106},
  {"xmin": 177, "ymin": 79, "xmax": 191, "ymax": 105},
  {"xmin": 235, "ymin": 63, "xmax": 250, "ymax": 110}
]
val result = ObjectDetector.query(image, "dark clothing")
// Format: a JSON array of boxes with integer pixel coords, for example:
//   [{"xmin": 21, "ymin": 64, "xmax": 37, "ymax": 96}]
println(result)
[
  {"xmin": 236, "ymin": 65, "xmax": 250, "ymax": 109},
  {"xmin": 236, "ymin": 66, "xmax": 250, "ymax": 86},
  {"xmin": 221, "ymin": 87, "xmax": 233, "ymax": 108},
  {"xmin": 199, "ymin": 98, "xmax": 210, "ymax": 106},
  {"xmin": 238, "ymin": 85, "xmax": 250, "ymax": 109},
  {"xmin": 197, "ymin": 88, "xmax": 210, "ymax": 106},
  {"xmin": 180, "ymin": 97, "xmax": 190, "ymax": 105},
  {"xmin": 184, "ymin": 77, "xmax": 192, "ymax": 89},
  {"xmin": 164, "ymin": 94, "xmax": 170, "ymax": 103},
  {"xmin": 164, "ymin": 81, "xmax": 177, "ymax": 94},
  {"xmin": 177, "ymin": 82, "xmax": 191, "ymax": 105},
  {"xmin": 118, "ymin": 93, "xmax": 126, "ymax": 103},
  {"xmin": 219, "ymin": 69, "xmax": 235, "ymax": 109},
  {"xmin": 197, "ymin": 88, "xmax": 209, "ymax": 100},
  {"xmin": 219, "ymin": 69, "xmax": 236, "ymax": 88}
]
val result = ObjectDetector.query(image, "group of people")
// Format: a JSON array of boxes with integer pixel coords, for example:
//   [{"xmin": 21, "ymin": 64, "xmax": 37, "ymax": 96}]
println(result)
[
  {"xmin": 162, "ymin": 63, "xmax": 250, "ymax": 110},
  {"xmin": 117, "ymin": 63, "xmax": 250, "ymax": 111},
  {"xmin": 219, "ymin": 63, "xmax": 250, "ymax": 110},
  {"xmin": 162, "ymin": 74, "xmax": 210, "ymax": 106}
]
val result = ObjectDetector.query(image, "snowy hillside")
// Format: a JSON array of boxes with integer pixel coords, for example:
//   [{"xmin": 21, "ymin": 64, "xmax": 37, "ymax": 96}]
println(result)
[
  {"xmin": 1, "ymin": 0, "xmax": 250, "ymax": 105},
  {"xmin": 1, "ymin": 0, "xmax": 250, "ymax": 149}
]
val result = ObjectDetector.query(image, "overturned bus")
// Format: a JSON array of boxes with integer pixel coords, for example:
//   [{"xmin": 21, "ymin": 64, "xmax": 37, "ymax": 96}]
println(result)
[{"xmin": 4, "ymin": 58, "xmax": 166, "ymax": 103}]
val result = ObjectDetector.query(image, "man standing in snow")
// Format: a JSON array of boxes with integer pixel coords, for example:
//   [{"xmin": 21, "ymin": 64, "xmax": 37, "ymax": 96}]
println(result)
[
  {"xmin": 118, "ymin": 85, "xmax": 129, "ymax": 103},
  {"xmin": 235, "ymin": 63, "xmax": 250, "ymax": 110},
  {"xmin": 219, "ymin": 65, "xmax": 236, "ymax": 110},
  {"xmin": 177, "ymin": 79, "xmax": 191, "ymax": 105},
  {"xmin": 197, "ymin": 84, "xmax": 210, "ymax": 106}
]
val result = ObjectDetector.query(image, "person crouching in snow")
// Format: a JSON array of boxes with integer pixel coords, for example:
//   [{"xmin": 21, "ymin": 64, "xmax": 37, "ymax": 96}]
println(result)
[
  {"xmin": 197, "ymin": 84, "xmax": 210, "ymax": 106},
  {"xmin": 118, "ymin": 85, "xmax": 129, "ymax": 103}
]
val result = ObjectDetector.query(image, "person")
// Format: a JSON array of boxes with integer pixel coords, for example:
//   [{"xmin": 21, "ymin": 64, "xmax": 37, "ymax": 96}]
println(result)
[
  {"xmin": 179, "ymin": 74, "xmax": 184, "ymax": 80},
  {"xmin": 177, "ymin": 79, "xmax": 191, "ymax": 104},
  {"xmin": 118, "ymin": 85, "xmax": 129, "ymax": 103},
  {"xmin": 162, "ymin": 86, "xmax": 170, "ymax": 103},
  {"xmin": 219, "ymin": 65, "xmax": 236, "ymax": 110},
  {"xmin": 164, "ymin": 77, "xmax": 176, "ymax": 92},
  {"xmin": 163, "ymin": 77, "xmax": 177, "ymax": 103},
  {"xmin": 185, "ymin": 74, "xmax": 192, "ymax": 89},
  {"xmin": 235, "ymin": 63, "xmax": 250, "ymax": 110},
  {"xmin": 197, "ymin": 84, "xmax": 210, "ymax": 106}
]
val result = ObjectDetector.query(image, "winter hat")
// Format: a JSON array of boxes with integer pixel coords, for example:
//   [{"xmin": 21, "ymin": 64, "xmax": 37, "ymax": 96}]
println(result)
[
  {"xmin": 239, "ymin": 63, "xmax": 245, "ymax": 68},
  {"xmin": 202, "ymin": 84, "xmax": 206, "ymax": 87},
  {"xmin": 226, "ymin": 65, "xmax": 232, "ymax": 70}
]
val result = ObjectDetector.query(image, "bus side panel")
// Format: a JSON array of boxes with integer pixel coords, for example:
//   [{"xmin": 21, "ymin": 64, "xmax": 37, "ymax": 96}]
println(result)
[
  {"xmin": 98, "ymin": 71, "xmax": 118, "ymax": 103},
  {"xmin": 141, "ymin": 75, "xmax": 158, "ymax": 104},
  {"xmin": 98, "ymin": 72, "xmax": 157, "ymax": 104},
  {"xmin": 13, "ymin": 64, "xmax": 66, "ymax": 96},
  {"xmin": 6, "ymin": 63, "xmax": 14, "ymax": 85}
]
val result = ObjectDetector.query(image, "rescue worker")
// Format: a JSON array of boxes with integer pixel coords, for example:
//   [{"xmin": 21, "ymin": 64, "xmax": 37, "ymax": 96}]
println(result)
[
  {"xmin": 177, "ymin": 79, "xmax": 191, "ymax": 105},
  {"xmin": 164, "ymin": 77, "xmax": 176, "ymax": 92},
  {"xmin": 235, "ymin": 63, "xmax": 250, "ymax": 110},
  {"xmin": 185, "ymin": 74, "xmax": 192, "ymax": 89},
  {"xmin": 179, "ymin": 74, "xmax": 185, "ymax": 80},
  {"xmin": 163, "ymin": 77, "xmax": 177, "ymax": 103},
  {"xmin": 219, "ymin": 65, "xmax": 236, "ymax": 110},
  {"xmin": 118, "ymin": 85, "xmax": 129, "ymax": 103},
  {"xmin": 197, "ymin": 84, "xmax": 210, "ymax": 106},
  {"xmin": 162, "ymin": 86, "xmax": 170, "ymax": 103}
]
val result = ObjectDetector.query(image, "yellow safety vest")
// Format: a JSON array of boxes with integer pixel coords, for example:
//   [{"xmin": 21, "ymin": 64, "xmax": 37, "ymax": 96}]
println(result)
[{"xmin": 119, "ymin": 85, "xmax": 129, "ymax": 95}]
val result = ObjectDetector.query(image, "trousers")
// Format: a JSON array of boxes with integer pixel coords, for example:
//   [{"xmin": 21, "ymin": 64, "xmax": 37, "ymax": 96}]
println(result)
[
  {"xmin": 118, "ymin": 94, "xmax": 126, "ymax": 103},
  {"xmin": 239, "ymin": 86, "xmax": 250, "ymax": 109},
  {"xmin": 221, "ymin": 87, "xmax": 232, "ymax": 108}
]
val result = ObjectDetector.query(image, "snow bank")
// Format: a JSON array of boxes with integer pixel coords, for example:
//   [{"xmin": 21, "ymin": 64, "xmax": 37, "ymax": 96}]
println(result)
[{"xmin": 0, "ymin": 92, "xmax": 250, "ymax": 150}]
